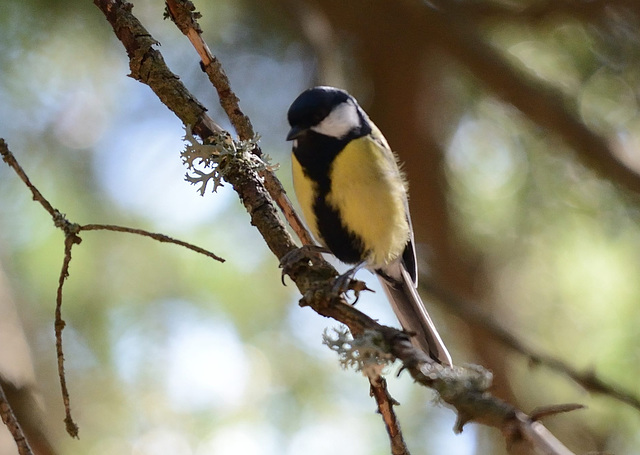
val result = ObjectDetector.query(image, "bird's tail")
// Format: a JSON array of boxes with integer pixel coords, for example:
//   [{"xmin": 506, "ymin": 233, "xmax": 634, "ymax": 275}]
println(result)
[{"xmin": 377, "ymin": 267, "xmax": 452, "ymax": 365}]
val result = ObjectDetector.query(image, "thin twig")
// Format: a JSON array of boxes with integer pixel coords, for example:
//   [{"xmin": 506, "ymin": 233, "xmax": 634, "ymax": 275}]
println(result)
[
  {"xmin": 369, "ymin": 376, "xmax": 410, "ymax": 455},
  {"xmin": 163, "ymin": 0, "xmax": 315, "ymax": 247},
  {"xmin": 530, "ymin": 403, "xmax": 585, "ymax": 422},
  {"xmin": 81, "ymin": 224, "xmax": 225, "ymax": 262},
  {"xmin": 55, "ymin": 234, "xmax": 81, "ymax": 438},
  {"xmin": 165, "ymin": 0, "xmax": 254, "ymax": 141},
  {"xmin": 2, "ymin": 138, "xmax": 226, "ymax": 438},
  {"xmin": 422, "ymin": 278, "xmax": 640, "ymax": 413},
  {"xmin": 262, "ymin": 175, "xmax": 316, "ymax": 247},
  {"xmin": 2, "ymin": 139, "xmax": 81, "ymax": 437},
  {"xmin": 0, "ymin": 382, "xmax": 34, "ymax": 455},
  {"xmin": 0, "ymin": 139, "xmax": 58, "ymax": 218}
]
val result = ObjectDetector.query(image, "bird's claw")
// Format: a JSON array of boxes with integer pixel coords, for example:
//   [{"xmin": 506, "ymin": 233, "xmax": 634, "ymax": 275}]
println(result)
[
  {"xmin": 279, "ymin": 245, "xmax": 328, "ymax": 285},
  {"xmin": 331, "ymin": 264, "xmax": 373, "ymax": 304}
]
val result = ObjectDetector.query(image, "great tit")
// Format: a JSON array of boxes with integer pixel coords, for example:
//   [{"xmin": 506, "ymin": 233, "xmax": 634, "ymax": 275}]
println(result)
[{"xmin": 286, "ymin": 86, "xmax": 452, "ymax": 365}]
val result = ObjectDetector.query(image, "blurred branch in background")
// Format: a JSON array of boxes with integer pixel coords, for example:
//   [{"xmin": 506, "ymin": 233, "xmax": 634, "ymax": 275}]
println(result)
[
  {"xmin": 0, "ymin": 381, "xmax": 33, "ymax": 455},
  {"xmin": 0, "ymin": 265, "xmax": 55, "ymax": 455},
  {"xmin": 459, "ymin": 0, "xmax": 640, "ymax": 24},
  {"xmin": 0, "ymin": 381, "xmax": 34, "ymax": 455},
  {"xmin": 425, "ymin": 0, "xmax": 640, "ymax": 194},
  {"xmin": 422, "ymin": 277, "xmax": 640, "ymax": 413}
]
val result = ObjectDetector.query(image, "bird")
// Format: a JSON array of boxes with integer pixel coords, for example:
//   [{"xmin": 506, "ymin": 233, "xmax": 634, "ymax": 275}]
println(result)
[{"xmin": 286, "ymin": 86, "xmax": 452, "ymax": 365}]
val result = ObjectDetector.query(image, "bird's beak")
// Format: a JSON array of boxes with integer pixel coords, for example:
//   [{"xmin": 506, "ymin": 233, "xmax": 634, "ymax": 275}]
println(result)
[{"xmin": 286, "ymin": 126, "xmax": 305, "ymax": 141}]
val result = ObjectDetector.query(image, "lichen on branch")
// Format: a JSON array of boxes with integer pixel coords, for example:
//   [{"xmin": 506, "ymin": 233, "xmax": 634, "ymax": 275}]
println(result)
[
  {"xmin": 181, "ymin": 125, "xmax": 270, "ymax": 195},
  {"xmin": 324, "ymin": 327, "xmax": 396, "ymax": 379}
]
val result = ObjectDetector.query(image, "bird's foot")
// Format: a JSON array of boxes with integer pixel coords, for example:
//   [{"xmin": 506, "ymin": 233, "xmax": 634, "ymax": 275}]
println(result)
[
  {"xmin": 332, "ymin": 262, "xmax": 373, "ymax": 304},
  {"xmin": 279, "ymin": 245, "xmax": 328, "ymax": 285}
]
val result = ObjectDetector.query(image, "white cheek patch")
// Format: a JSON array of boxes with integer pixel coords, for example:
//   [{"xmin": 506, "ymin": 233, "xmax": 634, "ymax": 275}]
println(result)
[{"xmin": 311, "ymin": 100, "xmax": 361, "ymax": 139}]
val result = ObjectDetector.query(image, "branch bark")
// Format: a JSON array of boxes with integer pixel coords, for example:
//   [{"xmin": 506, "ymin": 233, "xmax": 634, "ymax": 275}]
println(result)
[
  {"xmin": 0, "ymin": 381, "xmax": 34, "ymax": 455},
  {"xmin": 91, "ymin": 1, "xmax": 582, "ymax": 453}
]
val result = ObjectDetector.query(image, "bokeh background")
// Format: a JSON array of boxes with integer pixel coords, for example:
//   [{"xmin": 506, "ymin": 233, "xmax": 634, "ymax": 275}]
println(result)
[{"xmin": 1, "ymin": 0, "xmax": 640, "ymax": 454}]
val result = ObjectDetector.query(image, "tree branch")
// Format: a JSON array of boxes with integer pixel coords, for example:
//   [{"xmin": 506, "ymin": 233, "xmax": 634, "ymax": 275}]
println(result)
[
  {"xmin": 369, "ymin": 377, "xmax": 410, "ymax": 455},
  {"xmin": 164, "ymin": 0, "xmax": 314, "ymax": 248},
  {"xmin": 94, "ymin": 0, "xmax": 584, "ymax": 453},
  {"xmin": 165, "ymin": 0, "xmax": 255, "ymax": 141},
  {"xmin": 94, "ymin": 0, "xmax": 299, "ymax": 261},
  {"xmin": 0, "ymin": 381, "xmax": 34, "ymax": 455},
  {"xmin": 162, "ymin": 2, "xmax": 411, "ymax": 448},
  {"xmin": 55, "ymin": 234, "xmax": 81, "ymax": 438},
  {"xmin": 388, "ymin": 331, "xmax": 580, "ymax": 455},
  {"xmin": 90, "ymin": 1, "xmax": 580, "ymax": 453},
  {"xmin": 81, "ymin": 224, "xmax": 224, "ymax": 261}
]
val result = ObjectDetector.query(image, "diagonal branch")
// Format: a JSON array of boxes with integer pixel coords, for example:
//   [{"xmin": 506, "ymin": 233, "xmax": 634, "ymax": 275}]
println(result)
[
  {"xmin": 164, "ymin": 0, "xmax": 314, "ymax": 248},
  {"xmin": 165, "ymin": 0, "xmax": 255, "ymax": 141},
  {"xmin": 0, "ymin": 139, "xmax": 59, "ymax": 219},
  {"xmin": 162, "ymin": 2, "xmax": 412, "ymax": 448},
  {"xmin": 95, "ymin": 0, "xmax": 299, "ymax": 262},
  {"xmin": 0, "ymin": 381, "xmax": 34, "ymax": 455},
  {"xmin": 93, "ymin": 1, "xmax": 580, "ymax": 453}
]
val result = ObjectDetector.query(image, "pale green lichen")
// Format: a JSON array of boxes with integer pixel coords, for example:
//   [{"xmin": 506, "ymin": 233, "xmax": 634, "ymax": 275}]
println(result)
[
  {"xmin": 181, "ymin": 125, "xmax": 272, "ymax": 196},
  {"xmin": 323, "ymin": 327, "xmax": 395, "ymax": 379}
]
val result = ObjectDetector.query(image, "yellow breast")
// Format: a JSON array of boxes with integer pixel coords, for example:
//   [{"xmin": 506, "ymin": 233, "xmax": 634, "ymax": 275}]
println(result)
[
  {"xmin": 325, "ymin": 134, "xmax": 410, "ymax": 268},
  {"xmin": 292, "ymin": 155, "xmax": 321, "ymax": 242}
]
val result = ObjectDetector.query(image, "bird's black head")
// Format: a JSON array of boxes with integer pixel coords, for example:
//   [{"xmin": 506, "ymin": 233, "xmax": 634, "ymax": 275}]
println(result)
[{"xmin": 286, "ymin": 86, "xmax": 358, "ymax": 141}]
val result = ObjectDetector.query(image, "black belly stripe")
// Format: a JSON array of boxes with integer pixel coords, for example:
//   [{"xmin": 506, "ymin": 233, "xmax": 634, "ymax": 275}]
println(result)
[
  {"xmin": 293, "ymin": 131, "xmax": 366, "ymax": 264},
  {"xmin": 313, "ymin": 194, "xmax": 364, "ymax": 264}
]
